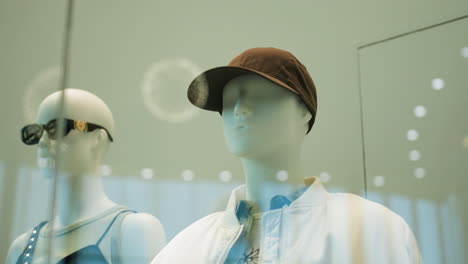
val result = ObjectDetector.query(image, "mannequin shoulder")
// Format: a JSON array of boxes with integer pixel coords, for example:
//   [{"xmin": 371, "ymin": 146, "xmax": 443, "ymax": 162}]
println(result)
[
  {"xmin": 329, "ymin": 192, "xmax": 410, "ymax": 227},
  {"xmin": 331, "ymin": 192, "xmax": 397, "ymax": 214},
  {"xmin": 119, "ymin": 213, "xmax": 167, "ymax": 258},
  {"xmin": 6, "ymin": 231, "xmax": 30, "ymax": 264},
  {"xmin": 120, "ymin": 212, "xmax": 165, "ymax": 237}
]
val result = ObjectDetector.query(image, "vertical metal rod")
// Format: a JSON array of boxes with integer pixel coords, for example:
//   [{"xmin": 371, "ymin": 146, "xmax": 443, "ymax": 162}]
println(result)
[
  {"xmin": 356, "ymin": 50, "xmax": 368, "ymax": 197},
  {"xmin": 45, "ymin": 0, "xmax": 75, "ymax": 263}
]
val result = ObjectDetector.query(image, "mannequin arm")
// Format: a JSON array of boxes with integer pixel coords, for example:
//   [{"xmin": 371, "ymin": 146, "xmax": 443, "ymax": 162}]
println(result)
[{"xmin": 120, "ymin": 213, "xmax": 166, "ymax": 264}]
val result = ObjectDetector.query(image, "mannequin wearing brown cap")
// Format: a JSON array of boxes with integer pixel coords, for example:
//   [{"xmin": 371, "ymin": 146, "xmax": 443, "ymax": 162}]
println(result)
[
  {"xmin": 152, "ymin": 47, "xmax": 422, "ymax": 264},
  {"xmin": 219, "ymin": 74, "xmax": 316, "ymax": 263}
]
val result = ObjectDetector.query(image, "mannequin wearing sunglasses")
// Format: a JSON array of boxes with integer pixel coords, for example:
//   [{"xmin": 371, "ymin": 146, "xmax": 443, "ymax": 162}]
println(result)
[{"xmin": 6, "ymin": 88, "xmax": 166, "ymax": 264}]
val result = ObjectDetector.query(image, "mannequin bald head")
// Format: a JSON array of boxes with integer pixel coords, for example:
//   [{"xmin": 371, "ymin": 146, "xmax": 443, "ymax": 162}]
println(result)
[
  {"xmin": 36, "ymin": 88, "xmax": 114, "ymax": 176},
  {"xmin": 37, "ymin": 88, "xmax": 114, "ymax": 135}
]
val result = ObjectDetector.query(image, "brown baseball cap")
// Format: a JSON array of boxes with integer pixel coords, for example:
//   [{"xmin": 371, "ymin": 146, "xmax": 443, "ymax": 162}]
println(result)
[{"xmin": 187, "ymin": 47, "xmax": 318, "ymax": 133}]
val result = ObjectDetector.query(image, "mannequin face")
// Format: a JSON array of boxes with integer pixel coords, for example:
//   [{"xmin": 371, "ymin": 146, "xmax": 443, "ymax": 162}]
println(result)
[
  {"xmin": 222, "ymin": 74, "xmax": 310, "ymax": 158},
  {"xmin": 36, "ymin": 111, "xmax": 99, "ymax": 176}
]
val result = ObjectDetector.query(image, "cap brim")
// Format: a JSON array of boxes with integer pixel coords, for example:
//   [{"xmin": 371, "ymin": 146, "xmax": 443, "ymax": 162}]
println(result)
[{"xmin": 187, "ymin": 66, "xmax": 298, "ymax": 112}]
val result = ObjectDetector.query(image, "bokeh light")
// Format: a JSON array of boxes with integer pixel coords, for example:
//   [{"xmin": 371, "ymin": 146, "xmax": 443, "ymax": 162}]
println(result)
[
  {"xmin": 431, "ymin": 78, "xmax": 445, "ymax": 91},
  {"xmin": 218, "ymin": 170, "xmax": 232, "ymax": 182},
  {"xmin": 409, "ymin": 150, "xmax": 421, "ymax": 161},
  {"xmin": 319, "ymin": 171, "xmax": 331, "ymax": 183},
  {"xmin": 374, "ymin": 176, "xmax": 385, "ymax": 187},
  {"xmin": 182, "ymin": 169, "xmax": 195, "ymax": 182},
  {"xmin": 461, "ymin": 47, "xmax": 468, "ymax": 58},
  {"xmin": 276, "ymin": 170, "xmax": 288, "ymax": 182},
  {"xmin": 414, "ymin": 168, "xmax": 426, "ymax": 179},
  {"xmin": 141, "ymin": 58, "xmax": 203, "ymax": 123},
  {"xmin": 23, "ymin": 66, "xmax": 61, "ymax": 123},
  {"xmin": 100, "ymin": 165, "xmax": 112, "ymax": 176},
  {"xmin": 414, "ymin": 105, "xmax": 427, "ymax": 118},
  {"xmin": 141, "ymin": 168, "xmax": 154, "ymax": 180},
  {"xmin": 406, "ymin": 129, "xmax": 419, "ymax": 141}
]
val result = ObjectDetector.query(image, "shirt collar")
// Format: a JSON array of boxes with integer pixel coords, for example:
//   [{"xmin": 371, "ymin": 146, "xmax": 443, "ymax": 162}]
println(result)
[{"xmin": 221, "ymin": 176, "xmax": 329, "ymax": 228}]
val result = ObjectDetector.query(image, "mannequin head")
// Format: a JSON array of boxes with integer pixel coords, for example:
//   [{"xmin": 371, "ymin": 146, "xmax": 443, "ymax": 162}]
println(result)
[
  {"xmin": 35, "ymin": 88, "xmax": 114, "ymax": 176},
  {"xmin": 222, "ymin": 74, "xmax": 312, "ymax": 159}
]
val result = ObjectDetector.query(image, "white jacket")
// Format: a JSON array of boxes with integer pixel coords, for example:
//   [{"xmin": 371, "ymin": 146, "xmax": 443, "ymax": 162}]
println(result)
[{"xmin": 153, "ymin": 178, "xmax": 422, "ymax": 264}]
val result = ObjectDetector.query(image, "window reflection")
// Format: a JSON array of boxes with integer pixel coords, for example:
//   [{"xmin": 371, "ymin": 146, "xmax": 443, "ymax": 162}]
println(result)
[{"xmin": 9, "ymin": 165, "xmax": 465, "ymax": 263}]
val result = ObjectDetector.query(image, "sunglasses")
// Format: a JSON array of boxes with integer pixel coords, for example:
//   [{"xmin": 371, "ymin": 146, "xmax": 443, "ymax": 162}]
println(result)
[{"xmin": 21, "ymin": 118, "xmax": 114, "ymax": 145}]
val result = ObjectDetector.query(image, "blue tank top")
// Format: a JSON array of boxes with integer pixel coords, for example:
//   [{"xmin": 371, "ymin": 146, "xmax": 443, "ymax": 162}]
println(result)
[{"xmin": 16, "ymin": 209, "xmax": 135, "ymax": 264}]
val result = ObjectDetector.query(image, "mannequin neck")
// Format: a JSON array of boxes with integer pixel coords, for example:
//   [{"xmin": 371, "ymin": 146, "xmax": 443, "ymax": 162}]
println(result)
[
  {"xmin": 52, "ymin": 168, "xmax": 116, "ymax": 229},
  {"xmin": 241, "ymin": 144, "xmax": 304, "ymax": 213}
]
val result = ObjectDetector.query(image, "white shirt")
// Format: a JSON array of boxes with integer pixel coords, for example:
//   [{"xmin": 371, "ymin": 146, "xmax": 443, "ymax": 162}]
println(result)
[{"xmin": 152, "ymin": 177, "xmax": 423, "ymax": 264}]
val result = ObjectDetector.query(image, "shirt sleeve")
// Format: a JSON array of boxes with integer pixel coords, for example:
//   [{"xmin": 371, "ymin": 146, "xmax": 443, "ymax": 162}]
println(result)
[{"xmin": 403, "ymin": 219, "xmax": 424, "ymax": 264}]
